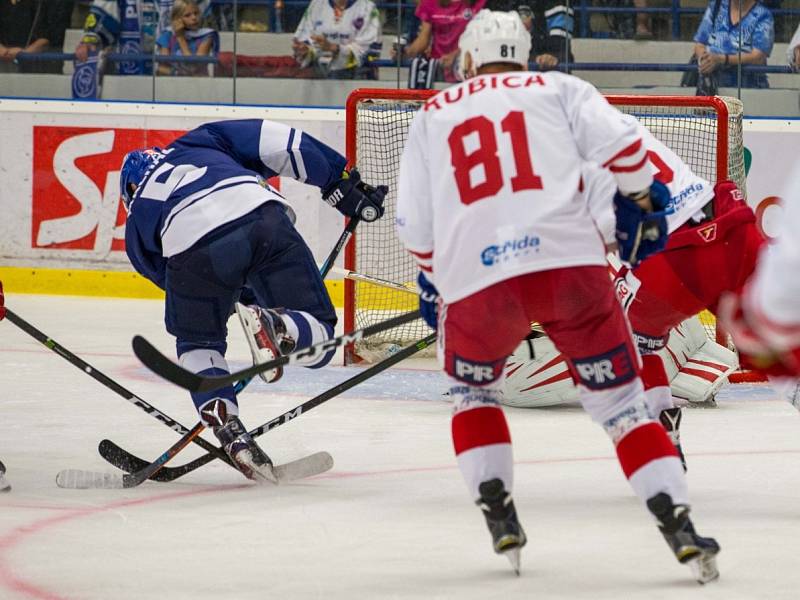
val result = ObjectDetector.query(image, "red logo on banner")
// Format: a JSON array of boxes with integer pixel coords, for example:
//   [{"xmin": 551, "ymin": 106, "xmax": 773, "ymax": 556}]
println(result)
[
  {"xmin": 31, "ymin": 126, "xmax": 282, "ymax": 253},
  {"xmin": 32, "ymin": 126, "xmax": 182, "ymax": 252}
]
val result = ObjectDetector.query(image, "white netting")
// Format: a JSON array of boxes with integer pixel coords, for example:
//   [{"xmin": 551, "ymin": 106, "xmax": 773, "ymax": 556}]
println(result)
[{"xmin": 345, "ymin": 92, "xmax": 745, "ymax": 363}]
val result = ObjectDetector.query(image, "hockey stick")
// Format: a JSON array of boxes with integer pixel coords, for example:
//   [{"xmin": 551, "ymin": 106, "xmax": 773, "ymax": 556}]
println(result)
[
  {"xmin": 320, "ymin": 217, "xmax": 359, "ymax": 279},
  {"xmin": 56, "ymin": 422, "xmax": 206, "ymax": 489},
  {"xmin": 100, "ymin": 332, "xmax": 438, "ymax": 481},
  {"xmin": 327, "ymin": 266, "xmax": 417, "ymax": 295},
  {"xmin": 133, "ymin": 309, "xmax": 422, "ymax": 393},
  {"xmin": 3, "ymin": 308, "xmax": 236, "ymax": 467}
]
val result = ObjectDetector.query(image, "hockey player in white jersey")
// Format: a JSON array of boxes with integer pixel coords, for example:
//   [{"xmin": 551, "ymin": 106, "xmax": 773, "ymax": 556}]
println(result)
[
  {"xmin": 0, "ymin": 281, "xmax": 8, "ymax": 492},
  {"xmin": 719, "ymin": 165, "xmax": 800, "ymax": 379},
  {"xmin": 120, "ymin": 119, "xmax": 386, "ymax": 483},
  {"xmin": 396, "ymin": 10, "xmax": 719, "ymax": 582}
]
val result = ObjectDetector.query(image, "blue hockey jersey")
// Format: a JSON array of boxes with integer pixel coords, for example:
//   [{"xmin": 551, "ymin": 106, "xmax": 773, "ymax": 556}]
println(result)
[{"xmin": 124, "ymin": 119, "xmax": 347, "ymax": 289}]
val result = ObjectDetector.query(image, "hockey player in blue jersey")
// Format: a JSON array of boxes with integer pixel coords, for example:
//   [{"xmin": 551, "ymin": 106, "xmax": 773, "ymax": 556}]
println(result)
[{"xmin": 120, "ymin": 119, "xmax": 386, "ymax": 483}]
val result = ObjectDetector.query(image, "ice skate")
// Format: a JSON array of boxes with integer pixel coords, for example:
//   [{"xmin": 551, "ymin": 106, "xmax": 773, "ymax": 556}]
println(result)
[
  {"xmin": 0, "ymin": 459, "xmax": 9, "ymax": 493},
  {"xmin": 201, "ymin": 400, "xmax": 277, "ymax": 484},
  {"xmin": 647, "ymin": 493, "xmax": 720, "ymax": 584},
  {"xmin": 659, "ymin": 407, "xmax": 687, "ymax": 471},
  {"xmin": 476, "ymin": 478, "xmax": 527, "ymax": 575},
  {"xmin": 235, "ymin": 303, "xmax": 296, "ymax": 384}
]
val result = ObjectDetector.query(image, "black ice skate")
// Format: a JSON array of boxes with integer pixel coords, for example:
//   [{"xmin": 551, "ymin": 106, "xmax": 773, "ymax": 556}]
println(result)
[
  {"xmin": 235, "ymin": 304, "xmax": 296, "ymax": 384},
  {"xmin": 201, "ymin": 400, "xmax": 277, "ymax": 484},
  {"xmin": 476, "ymin": 478, "xmax": 527, "ymax": 575},
  {"xmin": 659, "ymin": 407, "xmax": 687, "ymax": 471},
  {"xmin": 647, "ymin": 492, "xmax": 720, "ymax": 584},
  {"xmin": 0, "ymin": 459, "xmax": 9, "ymax": 493}
]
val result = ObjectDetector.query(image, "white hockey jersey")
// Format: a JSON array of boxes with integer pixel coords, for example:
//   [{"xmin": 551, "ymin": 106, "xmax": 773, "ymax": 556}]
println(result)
[
  {"xmin": 293, "ymin": 0, "xmax": 382, "ymax": 72},
  {"xmin": 396, "ymin": 71, "xmax": 652, "ymax": 303},
  {"xmin": 745, "ymin": 165, "xmax": 800, "ymax": 344},
  {"xmin": 583, "ymin": 118, "xmax": 716, "ymax": 245}
]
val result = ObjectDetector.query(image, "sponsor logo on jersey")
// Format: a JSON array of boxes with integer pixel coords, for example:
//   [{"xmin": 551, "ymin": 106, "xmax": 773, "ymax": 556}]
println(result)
[
  {"xmin": 572, "ymin": 344, "xmax": 636, "ymax": 390},
  {"xmin": 697, "ymin": 223, "xmax": 718, "ymax": 242},
  {"xmin": 480, "ymin": 234, "xmax": 540, "ymax": 266},
  {"xmin": 632, "ymin": 332, "xmax": 667, "ymax": 354},
  {"xmin": 450, "ymin": 355, "xmax": 505, "ymax": 384},
  {"xmin": 670, "ymin": 182, "xmax": 704, "ymax": 211}
]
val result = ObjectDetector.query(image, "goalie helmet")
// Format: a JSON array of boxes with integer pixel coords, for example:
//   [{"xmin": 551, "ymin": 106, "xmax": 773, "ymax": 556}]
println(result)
[
  {"xmin": 119, "ymin": 148, "xmax": 162, "ymax": 209},
  {"xmin": 457, "ymin": 10, "xmax": 531, "ymax": 79}
]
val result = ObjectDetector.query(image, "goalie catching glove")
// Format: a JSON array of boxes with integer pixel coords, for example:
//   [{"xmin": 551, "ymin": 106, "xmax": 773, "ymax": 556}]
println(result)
[
  {"xmin": 614, "ymin": 180, "xmax": 672, "ymax": 266},
  {"xmin": 417, "ymin": 272, "xmax": 440, "ymax": 330},
  {"xmin": 322, "ymin": 169, "xmax": 388, "ymax": 222}
]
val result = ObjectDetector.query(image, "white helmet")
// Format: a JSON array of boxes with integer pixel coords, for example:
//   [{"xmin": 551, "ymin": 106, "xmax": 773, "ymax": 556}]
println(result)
[{"xmin": 458, "ymin": 10, "xmax": 531, "ymax": 78}]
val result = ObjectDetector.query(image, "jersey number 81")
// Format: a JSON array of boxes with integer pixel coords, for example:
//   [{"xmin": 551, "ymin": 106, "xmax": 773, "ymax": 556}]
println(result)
[{"xmin": 448, "ymin": 111, "xmax": 543, "ymax": 205}]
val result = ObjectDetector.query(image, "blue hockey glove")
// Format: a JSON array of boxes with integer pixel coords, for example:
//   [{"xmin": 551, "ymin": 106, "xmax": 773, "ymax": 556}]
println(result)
[
  {"xmin": 322, "ymin": 169, "xmax": 388, "ymax": 222},
  {"xmin": 417, "ymin": 271, "xmax": 440, "ymax": 331},
  {"xmin": 614, "ymin": 180, "xmax": 672, "ymax": 267}
]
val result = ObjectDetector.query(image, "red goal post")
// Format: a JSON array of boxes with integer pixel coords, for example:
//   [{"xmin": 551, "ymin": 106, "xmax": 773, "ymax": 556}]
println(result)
[{"xmin": 343, "ymin": 89, "xmax": 748, "ymax": 370}]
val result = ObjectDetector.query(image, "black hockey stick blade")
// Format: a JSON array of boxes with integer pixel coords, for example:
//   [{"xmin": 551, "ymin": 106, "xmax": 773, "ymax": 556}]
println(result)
[
  {"xmin": 99, "ymin": 438, "xmax": 215, "ymax": 482},
  {"xmin": 133, "ymin": 309, "xmax": 422, "ymax": 393},
  {"xmin": 104, "ymin": 332, "xmax": 438, "ymax": 481},
  {"xmin": 58, "ymin": 423, "xmax": 206, "ymax": 489}
]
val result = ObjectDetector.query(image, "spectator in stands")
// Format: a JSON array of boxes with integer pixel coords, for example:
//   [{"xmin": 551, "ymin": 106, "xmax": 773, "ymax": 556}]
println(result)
[
  {"xmin": 513, "ymin": 2, "xmax": 574, "ymax": 70},
  {"xmin": 693, "ymin": 0, "xmax": 774, "ymax": 89},
  {"xmin": 398, "ymin": 0, "xmax": 486, "ymax": 84},
  {"xmin": 75, "ymin": 0, "xmax": 160, "ymax": 75},
  {"xmin": 292, "ymin": 0, "xmax": 382, "ymax": 79},
  {"xmin": 0, "ymin": 0, "xmax": 75, "ymax": 74},
  {"xmin": 156, "ymin": 0, "xmax": 218, "ymax": 76},
  {"xmin": 788, "ymin": 22, "xmax": 800, "ymax": 71},
  {"xmin": 632, "ymin": 0, "xmax": 653, "ymax": 40}
]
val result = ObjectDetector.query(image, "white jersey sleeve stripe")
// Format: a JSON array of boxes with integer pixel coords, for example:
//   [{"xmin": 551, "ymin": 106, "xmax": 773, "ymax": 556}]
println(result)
[
  {"xmin": 289, "ymin": 129, "xmax": 308, "ymax": 182},
  {"xmin": 258, "ymin": 120, "xmax": 299, "ymax": 178}
]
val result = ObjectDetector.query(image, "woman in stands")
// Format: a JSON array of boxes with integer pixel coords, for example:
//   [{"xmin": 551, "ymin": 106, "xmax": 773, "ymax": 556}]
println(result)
[
  {"xmin": 398, "ymin": 0, "xmax": 486, "ymax": 84},
  {"xmin": 693, "ymin": 0, "xmax": 774, "ymax": 89},
  {"xmin": 156, "ymin": 0, "xmax": 218, "ymax": 76}
]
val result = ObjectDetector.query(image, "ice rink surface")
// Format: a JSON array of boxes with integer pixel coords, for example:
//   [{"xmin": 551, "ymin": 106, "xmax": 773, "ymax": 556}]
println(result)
[{"xmin": 1, "ymin": 294, "xmax": 799, "ymax": 600}]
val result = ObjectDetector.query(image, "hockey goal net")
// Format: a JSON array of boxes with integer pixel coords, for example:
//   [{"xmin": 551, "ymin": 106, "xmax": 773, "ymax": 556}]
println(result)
[{"xmin": 343, "ymin": 89, "xmax": 746, "ymax": 365}]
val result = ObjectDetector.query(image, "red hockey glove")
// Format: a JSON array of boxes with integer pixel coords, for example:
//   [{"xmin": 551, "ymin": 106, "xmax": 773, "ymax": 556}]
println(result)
[{"xmin": 718, "ymin": 291, "xmax": 800, "ymax": 377}]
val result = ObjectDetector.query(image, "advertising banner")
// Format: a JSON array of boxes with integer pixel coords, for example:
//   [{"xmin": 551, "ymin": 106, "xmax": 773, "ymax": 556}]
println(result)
[{"xmin": 0, "ymin": 100, "xmax": 346, "ymax": 271}]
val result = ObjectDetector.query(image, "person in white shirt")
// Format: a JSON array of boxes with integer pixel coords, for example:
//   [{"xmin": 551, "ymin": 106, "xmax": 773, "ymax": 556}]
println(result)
[
  {"xmin": 788, "ymin": 22, "xmax": 800, "ymax": 70},
  {"xmin": 396, "ymin": 9, "xmax": 719, "ymax": 582},
  {"xmin": 292, "ymin": 0, "xmax": 382, "ymax": 78}
]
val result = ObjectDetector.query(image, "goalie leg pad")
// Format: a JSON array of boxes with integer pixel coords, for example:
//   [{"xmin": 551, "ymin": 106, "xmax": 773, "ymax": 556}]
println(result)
[{"xmin": 451, "ymin": 381, "xmax": 513, "ymax": 500}]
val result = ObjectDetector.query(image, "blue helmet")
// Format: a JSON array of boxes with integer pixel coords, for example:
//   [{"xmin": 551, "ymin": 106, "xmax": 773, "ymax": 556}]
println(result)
[{"xmin": 119, "ymin": 148, "xmax": 161, "ymax": 209}]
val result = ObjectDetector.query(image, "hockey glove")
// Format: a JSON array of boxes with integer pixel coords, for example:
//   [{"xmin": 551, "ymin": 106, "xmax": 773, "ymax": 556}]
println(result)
[
  {"xmin": 718, "ymin": 290, "xmax": 800, "ymax": 377},
  {"xmin": 322, "ymin": 169, "xmax": 388, "ymax": 222},
  {"xmin": 417, "ymin": 271, "xmax": 440, "ymax": 331},
  {"xmin": 614, "ymin": 180, "xmax": 672, "ymax": 267}
]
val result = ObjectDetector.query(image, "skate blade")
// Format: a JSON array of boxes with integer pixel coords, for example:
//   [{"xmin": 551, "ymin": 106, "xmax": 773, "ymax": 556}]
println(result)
[
  {"xmin": 236, "ymin": 449, "xmax": 279, "ymax": 485},
  {"xmin": 503, "ymin": 547, "xmax": 522, "ymax": 576},
  {"xmin": 689, "ymin": 553, "xmax": 719, "ymax": 584},
  {"xmin": 234, "ymin": 303, "xmax": 282, "ymax": 384},
  {"xmin": 56, "ymin": 469, "xmax": 124, "ymax": 489}
]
